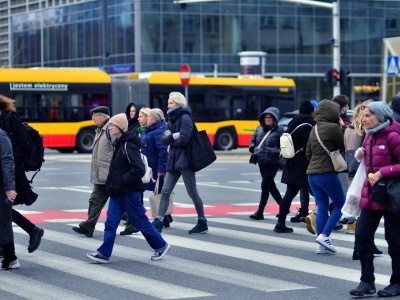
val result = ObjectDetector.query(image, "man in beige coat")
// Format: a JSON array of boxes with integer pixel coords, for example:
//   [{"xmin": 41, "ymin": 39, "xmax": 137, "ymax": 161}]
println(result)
[{"xmin": 72, "ymin": 106, "xmax": 113, "ymax": 237}]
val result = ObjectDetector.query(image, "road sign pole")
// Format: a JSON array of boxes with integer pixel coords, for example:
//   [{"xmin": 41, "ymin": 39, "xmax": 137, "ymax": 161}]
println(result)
[{"xmin": 185, "ymin": 86, "xmax": 189, "ymax": 103}]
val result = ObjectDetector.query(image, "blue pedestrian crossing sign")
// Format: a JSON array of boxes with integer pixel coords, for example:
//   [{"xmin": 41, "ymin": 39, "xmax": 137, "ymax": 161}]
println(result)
[{"xmin": 387, "ymin": 56, "xmax": 399, "ymax": 76}]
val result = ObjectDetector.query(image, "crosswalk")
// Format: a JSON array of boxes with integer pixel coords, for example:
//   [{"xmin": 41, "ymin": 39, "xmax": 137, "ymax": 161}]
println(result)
[{"xmin": 2, "ymin": 214, "xmax": 391, "ymax": 299}]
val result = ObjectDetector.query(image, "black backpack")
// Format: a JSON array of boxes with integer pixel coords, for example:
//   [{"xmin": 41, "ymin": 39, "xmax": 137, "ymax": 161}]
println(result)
[{"xmin": 0, "ymin": 112, "xmax": 45, "ymax": 182}]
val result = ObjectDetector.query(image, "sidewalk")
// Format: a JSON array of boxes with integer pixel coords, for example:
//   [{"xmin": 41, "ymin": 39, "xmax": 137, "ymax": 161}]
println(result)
[{"xmin": 215, "ymin": 148, "xmax": 249, "ymax": 161}]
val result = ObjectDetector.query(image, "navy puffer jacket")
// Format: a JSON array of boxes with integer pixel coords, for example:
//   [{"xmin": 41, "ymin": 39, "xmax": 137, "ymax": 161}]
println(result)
[
  {"xmin": 106, "ymin": 132, "xmax": 145, "ymax": 197},
  {"xmin": 161, "ymin": 107, "xmax": 193, "ymax": 172},
  {"xmin": 141, "ymin": 120, "xmax": 168, "ymax": 189}
]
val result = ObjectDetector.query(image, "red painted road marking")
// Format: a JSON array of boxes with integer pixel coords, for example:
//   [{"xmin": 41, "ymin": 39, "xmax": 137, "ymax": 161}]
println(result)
[{"xmin": 21, "ymin": 203, "xmax": 316, "ymax": 224}]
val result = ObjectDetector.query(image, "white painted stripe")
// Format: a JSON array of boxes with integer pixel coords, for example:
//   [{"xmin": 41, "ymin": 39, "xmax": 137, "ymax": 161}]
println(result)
[
  {"xmin": 180, "ymin": 72, "xmax": 190, "ymax": 79},
  {"xmin": 60, "ymin": 187, "xmax": 92, "ymax": 193},
  {"xmin": 209, "ymin": 218, "xmax": 387, "ymax": 247},
  {"xmin": 0, "ymin": 272, "xmax": 97, "ymax": 300},
  {"xmin": 17, "ymin": 228, "xmax": 312, "ymax": 293},
  {"xmin": 196, "ymin": 182, "xmax": 260, "ymax": 192},
  {"xmin": 46, "ymin": 218, "xmax": 87, "ymax": 223},
  {"xmin": 124, "ymin": 223, "xmax": 391, "ymax": 285},
  {"xmin": 13, "ymin": 244, "xmax": 213, "ymax": 299}
]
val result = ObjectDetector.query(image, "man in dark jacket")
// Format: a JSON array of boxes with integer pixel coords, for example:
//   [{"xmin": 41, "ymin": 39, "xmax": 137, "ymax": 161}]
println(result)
[
  {"xmin": 274, "ymin": 101, "xmax": 315, "ymax": 233},
  {"xmin": 0, "ymin": 129, "xmax": 19, "ymax": 269},
  {"xmin": 332, "ymin": 94, "xmax": 351, "ymax": 126}
]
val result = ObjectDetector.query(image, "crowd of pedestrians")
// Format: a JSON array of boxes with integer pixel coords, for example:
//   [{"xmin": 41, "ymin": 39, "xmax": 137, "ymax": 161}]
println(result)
[{"xmin": 1, "ymin": 91, "xmax": 400, "ymax": 297}]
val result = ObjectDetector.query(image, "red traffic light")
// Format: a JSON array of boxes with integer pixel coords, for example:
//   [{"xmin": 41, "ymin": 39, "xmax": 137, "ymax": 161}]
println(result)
[{"xmin": 332, "ymin": 70, "xmax": 339, "ymax": 77}]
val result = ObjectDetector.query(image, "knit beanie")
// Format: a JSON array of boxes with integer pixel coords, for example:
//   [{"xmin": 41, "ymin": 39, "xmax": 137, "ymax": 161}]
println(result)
[
  {"xmin": 148, "ymin": 108, "xmax": 164, "ymax": 123},
  {"xmin": 299, "ymin": 100, "xmax": 315, "ymax": 115},
  {"xmin": 109, "ymin": 113, "xmax": 128, "ymax": 132},
  {"xmin": 367, "ymin": 101, "xmax": 393, "ymax": 123}
]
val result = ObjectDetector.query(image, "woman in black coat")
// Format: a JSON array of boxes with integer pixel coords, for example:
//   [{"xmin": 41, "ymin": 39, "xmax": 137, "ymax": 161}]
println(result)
[
  {"xmin": 152, "ymin": 92, "xmax": 208, "ymax": 235},
  {"xmin": 248, "ymin": 107, "xmax": 284, "ymax": 220},
  {"xmin": 0, "ymin": 95, "xmax": 44, "ymax": 256},
  {"xmin": 274, "ymin": 101, "xmax": 315, "ymax": 233}
]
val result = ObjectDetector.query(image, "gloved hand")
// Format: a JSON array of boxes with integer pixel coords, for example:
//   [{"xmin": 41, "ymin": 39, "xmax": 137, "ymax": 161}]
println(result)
[
  {"xmin": 164, "ymin": 130, "xmax": 172, "ymax": 136},
  {"xmin": 172, "ymin": 132, "xmax": 180, "ymax": 140},
  {"xmin": 249, "ymin": 146, "xmax": 255, "ymax": 153},
  {"xmin": 355, "ymin": 147, "xmax": 365, "ymax": 162}
]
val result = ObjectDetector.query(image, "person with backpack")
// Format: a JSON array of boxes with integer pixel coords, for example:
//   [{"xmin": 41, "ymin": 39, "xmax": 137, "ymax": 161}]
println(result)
[
  {"xmin": 0, "ymin": 95, "xmax": 44, "ymax": 257},
  {"xmin": 0, "ymin": 128, "xmax": 19, "ymax": 269},
  {"xmin": 274, "ymin": 100, "xmax": 316, "ymax": 233},
  {"xmin": 86, "ymin": 113, "xmax": 170, "ymax": 263},
  {"xmin": 72, "ymin": 106, "xmax": 114, "ymax": 238}
]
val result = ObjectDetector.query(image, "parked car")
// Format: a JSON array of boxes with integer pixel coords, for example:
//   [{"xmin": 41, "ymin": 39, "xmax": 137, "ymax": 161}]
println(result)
[{"xmin": 278, "ymin": 109, "xmax": 353, "ymax": 132}]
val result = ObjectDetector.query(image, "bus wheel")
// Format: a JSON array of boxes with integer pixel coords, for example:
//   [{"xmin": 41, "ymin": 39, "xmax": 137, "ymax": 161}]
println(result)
[
  {"xmin": 214, "ymin": 128, "xmax": 237, "ymax": 150},
  {"xmin": 76, "ymin": 128, "xmax": 95, "ymax": 153},
  {"xmin": 57, "ymin": 147, "xmax": 75, "ymax": 153}
]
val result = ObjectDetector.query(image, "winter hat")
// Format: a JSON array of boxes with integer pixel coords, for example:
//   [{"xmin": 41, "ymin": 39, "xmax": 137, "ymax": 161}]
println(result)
[
  {"xmin": 90, "ymin": 106, "xmax": 110, "ymax": 116},
  {"xmin": 148, "ymin": 108, "xmax": 164, "ymax": 123},
  {"xmin": 299, "ymin": 100, "xmax": 315, "ymax": 115},
  {"xmin": 391, "ymin": 96, "xmax": 400, "ymax": 112},
  {"xmin": 109, "ymin": 113, "xmax": 128, "ymax": 132},
  {"xmin": 367, "ymin": 101, "xmax": 393, "ymax": 123},
  {"xmin": 310, "ymin": 100, "xmax": 318, "ymax": 109},
  {"xmin": 263, "ymin": 107, "xmax": 280, "ymax": 122},
  {"xmin": 169, "ymin": 92, "xmax": 187, "ymax": 107}
]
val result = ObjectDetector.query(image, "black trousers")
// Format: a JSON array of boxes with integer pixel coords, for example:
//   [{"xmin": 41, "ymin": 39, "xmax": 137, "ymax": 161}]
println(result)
[
  {"xmin": 258, "ymin": 164, "xmax": 281, "ymax": 208},
  {"xmin": 13, "ymin": 209, "xmax": 35, "ymax": 234},
  {"xmin": 356, "ymin": 208, "xmax": 400, "ymax": 284},
  {"xmin": 277, "ymin": 184, "xmax": 304, "ymax": 224}
]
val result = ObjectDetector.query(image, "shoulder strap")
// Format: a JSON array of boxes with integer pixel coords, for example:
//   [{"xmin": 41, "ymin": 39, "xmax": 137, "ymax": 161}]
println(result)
[
  {"xmin": 105, "ymin": 126, "xmax": 112, "ymax": 146},
  {"xmin": 256, "ymin": 130, "xmax": 271, "ymax": 150},
  {"xmin": 315, "ymin": 125, "xmax": 331, "ymax": 155},
  {"xmin": 290, "ymin": 123, "xmax": 312, "ymax": 134},
  {"xmin": 122, "ymin": 142, "xmax": 131, "ymax": 164}
]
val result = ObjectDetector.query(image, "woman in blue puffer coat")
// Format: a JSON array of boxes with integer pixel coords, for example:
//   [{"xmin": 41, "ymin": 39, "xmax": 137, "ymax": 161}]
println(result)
[{"xmin": 248, "ymin": 107, "xmax": 284, "ymax": 220}]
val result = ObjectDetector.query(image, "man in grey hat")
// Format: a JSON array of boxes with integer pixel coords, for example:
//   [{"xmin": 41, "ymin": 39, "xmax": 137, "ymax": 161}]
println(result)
[{"xmin": 72, "ymin": 106, "xmax": 114, "ymax": 237}]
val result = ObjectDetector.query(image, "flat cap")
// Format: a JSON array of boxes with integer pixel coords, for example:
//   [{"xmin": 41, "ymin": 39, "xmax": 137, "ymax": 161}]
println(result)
[{"xmin": 90, "ymin": 106, "xmax": 110, "ymax": 116}]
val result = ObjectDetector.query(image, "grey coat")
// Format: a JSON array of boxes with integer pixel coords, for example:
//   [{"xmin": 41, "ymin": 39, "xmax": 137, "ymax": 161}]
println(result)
[{"xmin": 0, "ymin": 129, "xmax": 15, "ymax": 245}]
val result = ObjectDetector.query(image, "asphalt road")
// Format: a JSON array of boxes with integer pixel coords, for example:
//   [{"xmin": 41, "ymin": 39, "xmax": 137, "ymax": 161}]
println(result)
[{"xmin": 1, "ymin": 150, "xmax": 392, "ymax": 300}]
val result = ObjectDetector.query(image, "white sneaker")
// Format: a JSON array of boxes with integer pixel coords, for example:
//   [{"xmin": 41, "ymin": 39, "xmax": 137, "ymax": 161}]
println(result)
[
  {"xmin": 316, "ymin": 234, "xmax": 337, "ymax": 253},
  {"xmin": 316, "ymin": 245, "xmax": 335, "ymax": 254},
  {"xmin": 1, "ymin": 259, "xmax": 20, "ymax": 270}
]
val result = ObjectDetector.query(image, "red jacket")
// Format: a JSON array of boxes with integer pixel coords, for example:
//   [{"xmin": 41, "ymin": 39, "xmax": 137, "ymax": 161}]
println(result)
[{"xmin": 360, "ymin": 118, "xmax": 400, "ymax": 210}]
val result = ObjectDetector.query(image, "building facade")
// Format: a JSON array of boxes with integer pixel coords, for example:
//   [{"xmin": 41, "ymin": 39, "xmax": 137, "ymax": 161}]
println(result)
[{"xmin": 2, "ymin": 0, "xmax": 400, "ymax": 104}]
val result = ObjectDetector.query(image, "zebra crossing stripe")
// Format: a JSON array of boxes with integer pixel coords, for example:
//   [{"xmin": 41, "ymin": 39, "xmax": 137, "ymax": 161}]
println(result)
[
  {"xmin": 14, "ymin": 228, "xmax": 312, "ymax": 293},
  {"xmin": 208, "ymin": 218, "xmax": 388, "ymax": 250},
  {"xmin": 0, "ymin": 272, "xmax": 97, "ymax": 300},
  {"xmin": 125, "ymin": 222, "xmax": 391, "ymax": 286},
  {"xmin": 13, "ymin": 244, "xmax": 213, "ymax": 299}
]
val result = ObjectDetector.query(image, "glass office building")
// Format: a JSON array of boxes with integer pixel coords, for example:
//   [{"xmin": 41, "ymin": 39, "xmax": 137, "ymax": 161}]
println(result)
[{"xmin": 3, "ymin": 0, "xmax": 400, "ymax": 104}]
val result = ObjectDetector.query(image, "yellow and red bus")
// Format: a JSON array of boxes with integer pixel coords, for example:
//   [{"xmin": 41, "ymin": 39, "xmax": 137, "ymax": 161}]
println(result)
[
  {"xmin": 0, "ymin": 68, "xmax": 111, "ymax": 152},
  {"xmin": 126, "ymin": 72, "xmax": 296, "ymax": 150},
  {"xmin": 0, "ymin": 68, "xmax": 295, "ymax": 152}
]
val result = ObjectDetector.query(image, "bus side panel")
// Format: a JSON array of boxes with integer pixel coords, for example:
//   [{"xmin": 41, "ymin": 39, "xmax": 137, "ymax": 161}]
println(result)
[{"xmin": 28, "ymin": 121, "xmax": 94, "ymax": 149}]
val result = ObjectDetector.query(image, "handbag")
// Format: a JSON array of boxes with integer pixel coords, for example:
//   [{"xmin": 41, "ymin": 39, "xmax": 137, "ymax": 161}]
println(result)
[
  {"xmin": 315, "ymin": 125, "xmax": 347, "ymax": 172},
  {"xmin": 369, "ymin": 141, "xmax": 389, "ymax": 204},
  {"xmin": 186, "ymin": 122, "xmax": 216, "ymax": 172},
  {"xmin": 249, "ymin": 130, "xmax": 271, "ymax": 165},
  {"xmin": 342, "ymin": 158, "xmax": 365, "ymax": 218},
  {"xmin": 149, "ymin": 176, "xmax": 174, "ymax": 218}
]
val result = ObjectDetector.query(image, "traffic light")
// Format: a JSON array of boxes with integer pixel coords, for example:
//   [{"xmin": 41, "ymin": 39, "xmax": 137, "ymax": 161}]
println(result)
[
  {"xmin": 340, "ymin": 69, "xmax": 350, "ymax": 86},
  {"xmin": 325, "ymin": 69, "xmax": 339, "ymax": 87}
]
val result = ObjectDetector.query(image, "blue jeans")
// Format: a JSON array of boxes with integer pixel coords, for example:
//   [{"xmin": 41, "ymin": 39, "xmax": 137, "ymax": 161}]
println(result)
[
  {"xmin": 97, "ymin": 191, "xmax": 167, "ymax": 258},
  {"xmin": 308, "ymin": 172, "xmax": 345, "ymax": 236}
]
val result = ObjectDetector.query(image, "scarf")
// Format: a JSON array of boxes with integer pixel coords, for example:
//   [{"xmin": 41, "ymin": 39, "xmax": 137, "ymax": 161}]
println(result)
[{"xmin": 365, "ymin": 119, "xmax": 390, "ymax": 136}]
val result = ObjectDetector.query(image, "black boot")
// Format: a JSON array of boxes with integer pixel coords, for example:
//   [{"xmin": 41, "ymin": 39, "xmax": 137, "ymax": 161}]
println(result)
[
  {"xmin": 274, "ymin": 219, "xmax": 293, "ymax": 233},
  {"xmin": 163, "ymin": 215, "xmax": 170, "ymax": 228},
  {"xmin": 250, "ymin": 204, "xmax": 265, "ymax": 220}
]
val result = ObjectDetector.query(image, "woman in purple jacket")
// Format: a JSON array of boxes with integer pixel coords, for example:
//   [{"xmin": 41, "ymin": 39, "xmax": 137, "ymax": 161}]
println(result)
[{"xmin": 349, "ymin": 101, "xmax": 400, "ymax": 297}]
